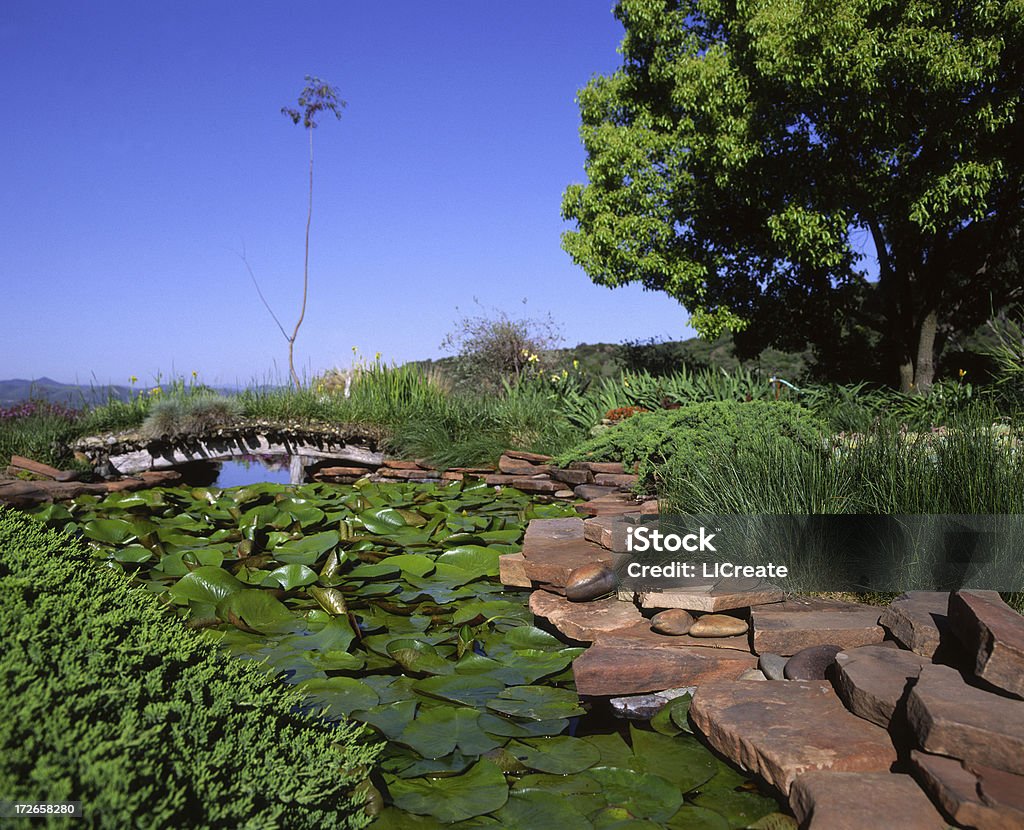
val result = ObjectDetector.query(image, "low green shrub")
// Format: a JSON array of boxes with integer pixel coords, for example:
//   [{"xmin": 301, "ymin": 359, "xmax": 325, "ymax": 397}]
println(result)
[
  {"xmin": 558, "ymin": 400, "xmax": 825, "ymax": 483},
  {"xmin": 140, "ymin": 395, "xmax": 244, "ymax": 439},
  {"xmin": 0, "ymin": 508, "xmax": 378, "ymax": 829}
]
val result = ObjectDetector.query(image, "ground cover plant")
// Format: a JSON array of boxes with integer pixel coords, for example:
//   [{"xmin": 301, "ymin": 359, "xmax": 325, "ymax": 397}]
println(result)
[
  {"xmin": 0, "ymin": 506, "xmax": 377, "ymax": 829},
  {"xmin": 27, "ymin": 480, "xmax": 789, "ymax": 828}
]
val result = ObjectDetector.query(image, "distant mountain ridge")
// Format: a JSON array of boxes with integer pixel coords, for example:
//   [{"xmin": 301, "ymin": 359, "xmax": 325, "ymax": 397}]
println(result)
[{"xmin": 0, "ymin": 378, "xmax": 239, "ymax": 407}]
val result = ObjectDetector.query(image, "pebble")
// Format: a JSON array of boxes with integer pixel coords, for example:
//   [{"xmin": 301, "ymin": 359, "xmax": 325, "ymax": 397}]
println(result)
[
  {"xmin": 759, "ymin": 653, "xmax": 788, "ymax": 681},
  {"xmin": 651, "ymin": 608, "xmax": 695, "ymax": 636},
  {"xmin": 689, "ymin": 613, "xmax": 749, "ymax": 638},
  {"xmin": 784, "ymin": 644, "xmax": 844, "ymax": 680},
  {"xmin": 739, "ymin": 668, "xmax": 768, "ymax": 681}
]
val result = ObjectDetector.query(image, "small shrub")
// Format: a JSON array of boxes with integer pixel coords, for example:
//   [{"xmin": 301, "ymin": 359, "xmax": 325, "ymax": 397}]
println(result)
[
  {"xmin": 0, "ymin": 507, "xmax": 378, "ymax": 829},
  {"xmin": 558, "ymin": 400, "xmax": 826, "ymax": 483},
  {"xmin": 140, "ymin": 395, "xmax": 242, "ymax": 439}
]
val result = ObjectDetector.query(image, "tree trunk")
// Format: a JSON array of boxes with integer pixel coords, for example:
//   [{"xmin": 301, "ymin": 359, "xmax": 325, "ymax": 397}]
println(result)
[{"xmin": 897, "ymin": 309, "xmax": 938, "ymax": 393}]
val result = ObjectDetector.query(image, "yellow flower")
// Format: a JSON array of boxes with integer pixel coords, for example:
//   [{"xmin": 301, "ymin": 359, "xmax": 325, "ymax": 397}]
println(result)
[
  {"xmin": 150, "ymin": 386, "xmax": 161, "ymax": 396},
  {"xmin": 572, "ymin": 359, "xmax": 579, "ymax": 370},
  {"xmin": 191, "ymin": 370, "xmax": 198, "ymax": 379},
  {"xmin": 959, "ymin": 368, "xmax": 967, "ymax": 378},
  {"xmin": 129, "ymin": 375, "xmax": 138, "ymax": 385}
]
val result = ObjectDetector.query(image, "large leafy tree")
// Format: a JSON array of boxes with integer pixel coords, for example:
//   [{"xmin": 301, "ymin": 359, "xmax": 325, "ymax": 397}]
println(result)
[{"xmin": 562, "ymin": 0, "xmax": 1024, "ymax": 390}]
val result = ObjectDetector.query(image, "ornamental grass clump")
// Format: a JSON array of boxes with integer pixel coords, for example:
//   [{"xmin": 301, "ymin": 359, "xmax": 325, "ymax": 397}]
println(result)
[{"xmin": 0, "ymin": 507, "xmax": 379, "ymax": 829}]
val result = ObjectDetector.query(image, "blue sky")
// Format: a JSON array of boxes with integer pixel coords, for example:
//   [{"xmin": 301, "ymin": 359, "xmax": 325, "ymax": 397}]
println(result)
[{"xmin": 1, "ymin": 1, "xmax": 696, "ymax": 387}]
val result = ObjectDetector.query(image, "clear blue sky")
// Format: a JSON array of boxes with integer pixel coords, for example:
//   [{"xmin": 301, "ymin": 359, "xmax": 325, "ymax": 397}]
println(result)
[{"xmin": 1, "ymin": 1, "xmax": 697, "ymax": 387}]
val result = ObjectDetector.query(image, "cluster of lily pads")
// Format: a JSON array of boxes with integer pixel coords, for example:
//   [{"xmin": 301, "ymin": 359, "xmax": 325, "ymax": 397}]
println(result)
[{"xmin": 31, "ymin": 479, "xmax": 787, "ymax": 829}]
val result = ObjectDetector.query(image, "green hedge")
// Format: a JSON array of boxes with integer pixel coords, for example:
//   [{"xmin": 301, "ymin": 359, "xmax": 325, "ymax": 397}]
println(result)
[
  {"xmin": 0, "ymin": 508, "xmax": 379, "ymax": 829},
  {"xmin": 558, "ymin": 400, "xmax": 825, "ymax": 483}
]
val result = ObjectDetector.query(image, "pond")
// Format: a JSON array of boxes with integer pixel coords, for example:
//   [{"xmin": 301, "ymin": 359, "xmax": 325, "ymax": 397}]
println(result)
[{"xmin": 30, "ymin": 481, "xmax": 787, "ymax": 829}]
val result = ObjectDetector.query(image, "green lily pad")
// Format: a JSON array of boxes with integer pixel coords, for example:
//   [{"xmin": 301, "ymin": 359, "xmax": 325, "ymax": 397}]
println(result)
[
  {"xmin": 477, "ymin": 713, "xmax": 569, "ymax": 738},
  {"xmin": 491, "ymin": 790, "xmax": 594, "ymax": 829},
  {"xmin": 111, "ymin": 544, "xmax": 154, "ymax": 564},
  {"xmin": 588, "ymin": 766, "xmax": 683, "ymax": 822},
  {"xmin": 387, "ymin": 760, "xmax": 508, "ymax": 823},
  {"xmin": 385, "ymin": 553, "xmax": 437, "ymax": 577},
  {"xmin": 261, "ymin": 563, "xmax": 318, "ymax": 590},
  {"xmin": 664, "ymin": 806, "xmax": 731, "ymax": 830},
  {"xmin": 437, "ymin": 545, "xmax": 501, "ymax": 577},
  {"xmin": 273, "ymin": 530, "xmax": 340, "ymax": 565},
  {"xmin": 590, "ymin": 807, "xmax": 653, "ymax": 830},
  {"xmin": 352, "ymin": 699, "xmax": 418, "ymax": 740},
  {"xmin": 506, "ymin": 736, "xmax": 601, "ymax": 774},
  {"xmin": 83, "ymin": 517, "xmax": 136, "ymax": 544},
  {"xmin": 487, "ymin": 686, "xmax": 585, "ymax": 721},
  {"xmin": 668, "ymin": 693, "xmax": 694, "ymax": 733},
  {"xmin": 512, "ymin": 772, "xmax": 603, "ymax": 795},
  {"xmin": 297, "ymin": 676, "xmax": 380, "ymax": 716},
  {"xmin": 359, "ymin": 507, "xmax": 408, "ymax": 534},
  {"xmin": 414, "ymin": 674, "xmax": 506, "ymax": 709},
  {"xmin": 629, "ymin": 726, "xmax": 717, "ymax": 792},
  {"xmin": 168, "ymin": 566, "xmax": 244, "ymax": 604},
  {"xmin": 388, "ymin": 639, "xmax": 456, "ymax": 676},
  {"xmin": 399, "ymin": 706, "xmax": 503, "ymax": 758},
  {"xmin": 216, "ymin": 590, "xmax": 295, "ymax": 634}
]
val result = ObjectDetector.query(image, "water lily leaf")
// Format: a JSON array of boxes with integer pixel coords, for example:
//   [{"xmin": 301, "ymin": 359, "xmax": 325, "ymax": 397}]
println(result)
[
  {"xmin": 346, "ymin": 562, "xmax": 401, "ymax": 579},
  {"xmin": 387, "ymin": 639, "xmax": 455, "ymax": 675},
  {"xmin": 664, "ymin": 806, "xmax": 731, "ymax": 830},
  {"xmin": 169, "ymin": 566, "xmax": 244, "ymax": 604},
  {"xmin": 581, "ymin": 734, "xmax": 635, "ymax": 769},
  {"xmin": 491, "ymin": 649, "xmax": 581, "ymax": 685},
  {"xmin": 112, "ymin": 544, "xmax": 154, "ymax": 564},
  {"xmin": 667, "ymin": 694, "xmax": 694, "ymax": 734},
  {"xmin": 273, "ymin": 530, "xmax": 340, "ymax": 565},
  {"xmin": 486, "ymin": 686, "xmax": 585, "ymax": 721},
  {"xmin": 588, "ymin": 766, "xmax": 683, "ymax": 822},
  {"xmin": 359, "ymin": 507, "xmax": 408, "ymax": 534},
  {"xmin": 385, "ymin": 553, "xmax": 436, "ymax": 577},
  {"xmin": 302, "ymin": 649, "xmax": 365, "ymax": 672},
  {"xmin": 452, "ymin": 600, "xmax": 532, "ymax": 625},
  {"xmin": 690, "ymin": 767, "xmax": 780, "ymax": 827},
  {"xmin": 370, "ymin": 807, "xmax": 446, "ymax": 829},
  {"xmin": 216, "ymin": 590, "xmax": 295, "ymax": 634},
  {"xmin": 744, "ymin": 812, "xmax": 799, "ymax": 829},
  {"xmin": 414, "ymin": 673, "xmax": 506, "ymax": 709},
  {"xmin": 513, "ymin": 772, "xmax": 603, "ymax": 795},
  {"xmin": 399, "ymin": 706, "xmax": 502, "ymax": 758},
  {"xmin": 387, "ymin": 760, "xmax": 508, "ymax": 823},
  {"xmin": 297, "ymin": 676, "xmax": 380, "ymax": 716},
  {"xmin": 506, "ymin": 736, "xmax": 601, "ymax": 774},
  {"xmin": 477, "ymin": 713, "xmax": 568, "ymax": 738},
  {"xmin": 491, "ymin": 790, "xmax": 593, "ymax": 829},
  {"xmin": 476, "ymin": 528, "xmax": 522, "ymax": 544},
  {"xmin": 261, "ymin": 563, "xmax": 318, "ymax": 590},
  {"xmin": 492, "ymin": 626, "xmax": 565, "ymax": 652},
  {"xmin": 381, "ymin": 748, "xmax": 476, "ymax": 780},
  {"xmin": 29, "ymin": 503, "xmax": 74, "ymax": 524},
  {"xmin": 361, "ymin": 674, "xmax": 420, "ymax": 705},
  {"xmin": 83, "ymin": 518, "xmax": 136, "ymax": 544},
  {"xmin": 629, "ymin": 726, "xmax": 717, "ymax": 792},
  {"xmin": 437, "ymin": 545, "xmax": 501, "ymax": 577},
  {"xmin": 308, "ymin": 584, "xmax": 347, "ymax": 615},
  {"xmin": 352, "ymin": 699, "xmax": 418, "ymax": 740},
  {"xmin": 590, "ymin": 807, "xmax": 652, "ymax": 830},
  {"xmin": 650, "ymin": 700, "xmax": 683, "ymax": 736}
]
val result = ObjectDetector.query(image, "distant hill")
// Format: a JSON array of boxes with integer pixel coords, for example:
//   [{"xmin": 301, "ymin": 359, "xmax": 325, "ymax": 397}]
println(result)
[{"xmin": 0, "ymin": 378, "xmax": 134, "ymax": 407}]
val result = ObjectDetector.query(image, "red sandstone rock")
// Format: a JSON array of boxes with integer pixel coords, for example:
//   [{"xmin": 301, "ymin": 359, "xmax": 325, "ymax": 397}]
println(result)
[
  {"xmin": 520, "ymin": 537, "xmax": 615, "ymax": 587},
  {"xmin": 524, "ymin": 517, "xmax": 584, "ymax": 543},
  {"xmin": 498, "ymin": 552, "xmax": 531, "ymax": 588},
  {"xmin": 751, "ymin": 605, "xmax": 884, "ymax": 656},
  {"xmin": 529, "ymin": 591, "xmax": 642, "ymax": 642},
  {"xmin": 790, "ymin": 771, "xmax": 947, "ymax": 829},
  {"xmin": 907, "ymin": 663, "xmax": 1024, "ymax": 776},
  {"xmin": 573, "ymin": 643, "xmax": 756, "ymax": 696},
  {"xmin": 9, "ymin": 455, "xmax": 62, "ymax": 479},
  {"xmin": 381, "ymin": 459, "xmax": 423, "ymax": 470},
  {"xmin": 689, "ymin": 680, "xmax": 898, "ymax": 794},
  {"xmin": 575, "ymin": 494, "xmax": 641, "ymax": 517},
  {"xmin": 594, "ymin": 472, "xmax": 639, "ymax": 488},
  {"xmin": 878, "ymin": 591, "xmax": 951, "ymax": 658},
  {"xmin": 912, "ymin": 750, "xmax": 1024, "ymax": 830},
  {"xmin": 503, "ymin": 449, "xmax": 553, "ymax": 463},
  {"xmin": 570, "ymin": 461, "xmax": 625, "ymax": 475},
  {"xmin": 583, "ymin": 515, "xmax": 631, "ymax": 551},
  {"xmin": 636, "ymin": 583, "xmax": 784, "ymax": 613},
  {"xmin": 596, "ymin": 622, "xmax": 753, "ymax": 652},
  {"xmin": 948, "ymin": 590, "xmax": 1024, "ymax": 698},
  {"xmin": 832, "ymin": 644, "xmax": 930, "ymax": 729},
  {"xmin": 550, "ymin": 468, "xmax": 592, "ymax": 486}
]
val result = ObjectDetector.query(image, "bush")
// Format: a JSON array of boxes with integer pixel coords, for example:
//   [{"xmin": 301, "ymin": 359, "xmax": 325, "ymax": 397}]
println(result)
[
  {"xmin": 140, "ymin": 394, "xmax": 243, "ymax": 439},
  {"xmin": 0, "ymin": 508, "xmax": 378, "ymax": 829},
  {"xmin": 558, "ymin": 400, "xmax": 825, "ymax": 483}
]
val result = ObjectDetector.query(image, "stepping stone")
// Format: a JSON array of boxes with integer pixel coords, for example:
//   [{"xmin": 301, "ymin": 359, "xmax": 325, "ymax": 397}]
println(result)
[
  {"xmin": 593, "ymin": 472, "xmax": 639, "ymax": 488},
  {"xmin": 550, "ymin": 468, "xmax": 593, "ymax": 486},
  {"xmin": 751, "ymin": 605, "xmax": 884, "ymax": 656},
  {"xmin": 948, "ymin": 590, "xmax": 1024, "ymax": 698},
  {"xmin": 498, "ymin": 454, "xmax": 553, "ymax": 476},
  {"xmin": 570, "ymin": 461, "xmax": 626, "ymax": 475},
  {"xmin": 689, "ymin": 613, "xmax": 748, "ymax": 638},
  {"xmin": 594, "ymin": 623, "xmax": 753, "ymax": 653},
  {"xmin": 689, "ymin": 680, "xmax": 898, "ymax": 795},
  {"xmin": 784, "ymin": 644, "xmax": 843, "ymax": 680},
  {"xmin": 521, "ymin": 536, "xmax": 614, "ymax": 588},
  {"xmin": 912, "ymin": 750, "xmax": 1024, "ymax": 830},
  {"xmin": 739, "ymin": 668, "xmax": 767, "ymax": 681},
  {"xmin": 505, "ymin": 477, "xmax": 562, "ymax": 494},
  {"xmin": 498, "ymin": 552, "xmax": 531, "ymax": 588},
  {"xmin": 529, "ymin": 591, "xmax": 643, "ymax": 642},
  {"xmin": 789, "ymin": 771, "xmax": 948, "ymax": 829},
  {"xmin": 524, "ymin": 517, "xmax": 584, "ymax": 543},
  {"xmin": 573, "ymin": 643, "xmax": 756, "ymax": 696},
  {"xmin": 908, "ymin": 664, "xmax": 1024, "ymax": 775},
  {"xmin": 832, "ymin": 645, "xmax": 930, "ymax": 730},
  {"xmin": 576, "ymin": 494, "xmax": 641, "ymax": 517},
  {"xmin": 573, "ymin": 484, "xmax": 618, "ymax": 501},
  {"xmin": 504, "ymin": 449, "xmax": 554, "ymax": 463},
  {"xmin": 879, "ymin": 591, "xmax": 953, "ymax": 658},
  {"xmin": 583, "ymin": 515, "xmax": 631, "ymax": 551},
  {"xmin": 636, "ymin": 583, "xmax": 784, "ymax": 613}
]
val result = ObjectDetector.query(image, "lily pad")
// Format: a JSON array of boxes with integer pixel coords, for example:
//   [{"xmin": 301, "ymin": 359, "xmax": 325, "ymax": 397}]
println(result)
[
  {"xmin": 487, "ymin": 686, "xmax": 585, "ymax": 721},
  {"xmin": 491, "ymin": 790, "xmax": 594, "ymax": 829},
  {"xmin": 398, "ymin": 706, "xmax": 503, "ymax": 758},
  {"xmin": 588, "ymin": 766, "xmax": 683, "ymax": 822},
  {"xmin": 437, "ymin": 545, "xmax": 501, "ymax": 577},
  {"xmin": 168, "ymin": 566, "xmax": 244, "ymax": 604},
  {"xmin": 414, "ymin": 674, "xmax": 506, "ymax": 709},
  {"xmin": 506, "ymin": 736, "xmax": 601, "ymax": 774},
  {"xmin": 216, "ymin": 590, "xmax": 295, "ymax": 634},
  {"xmin": 629, "ymin": 726, "xmax": 717, "ymax": 792},
  {"xmin": 297, "ymin": 676, "xmax": 380, "ymax": 716},
  {"xmin": 387, "ymin": 760, "xmax": 508, "ymax": 823},
  {"xmin": 261, "ymin": 563, "xmax": 318, "ymax": 590}
]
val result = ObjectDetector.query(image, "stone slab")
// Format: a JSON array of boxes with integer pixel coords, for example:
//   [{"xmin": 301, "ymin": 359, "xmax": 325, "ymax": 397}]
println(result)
[
  {"xmin": 907, "ymin": 663, "xmax": 1024, "ymax": 776},
  {"xmin": 575, "ymin": 495, "xmax": 641, "ymax": 517},
  {"xmin": 912, "ymin": 750, "xmax": 1024, "ymax": 830},
  {"xmin": 583, "ymin": 515, "xmax": 630, "ymax": 551},
  {"xmin": 523, "ymin": 517, "xmax": 584, "ymax": 543},
  {"xmin": 570, "ymin": 461, "xmax": 626, "ymax": 475},
  {"xmin": 520, "ymin": 537, "xmax": 615, "ymax": 588},
  {"xmin": 593, "ymin": 472, "xmax": 639, "ymax": 488},
  {"xmin": 593, "ymin": 622, "xmax": 753, "ymax": 652},
  {"xmin": 751, "ymin": 606, "xmax": 884, "ymax": 656},
  {"xmin": 689, "ymin": 680, "xmax": 897, "ymax": 795},
  {"xmin": 878, "ymin": 591, "xmax": 951, "ymax": 658},
  {"xmin": 832, "ymin": 644, "xmax": 930, "ymax": 729},
  {"xmin": 636, "ymin": 583, "xmax": 784, "ymax": 613},
  {"xmin": 550, "ymin": 468, "xmax": 592, "ymax": 486},
  {"xmin": 948, "ymin": 590, "xmax": 1024, "ymax": 698},
  {"xmin": 573, "ymin": 644, "xmax": 756, "ymax": 696},
  {"xmin": 498, "ymin": 552, "xmax": 531, "ymax": 588},
  {"xmin": 498, "ymin": 454, "xmax": 553, "ymax": 476},
  {"xmin": 529, "ymin": 591, "xmax": 643, "ymax": 642},
  {"xmin": 573, "ymin": 484, "xmax": 619, "ymax": 501},
  {"xmin": 790, "ymin": 771, "xmax": 948, "ymax": 829}
]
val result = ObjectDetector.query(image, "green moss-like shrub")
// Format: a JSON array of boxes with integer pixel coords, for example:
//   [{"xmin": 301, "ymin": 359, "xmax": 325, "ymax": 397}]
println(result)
[
  {"xmin": 0, "ymin": 507, "xmax": 379, "ymax": 829},
  {"xmin": 558, "ymin": 400, "xmax": 825, "ymax": 483}
]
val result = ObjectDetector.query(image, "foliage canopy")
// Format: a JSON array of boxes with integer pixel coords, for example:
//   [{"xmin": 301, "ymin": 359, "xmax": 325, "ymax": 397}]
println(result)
[{"xmin": 563, "ymin": 0, "xmax": 1024, "ymax": 390}]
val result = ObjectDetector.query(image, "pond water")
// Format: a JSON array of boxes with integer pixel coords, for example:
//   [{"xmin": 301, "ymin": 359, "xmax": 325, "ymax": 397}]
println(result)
[{"xmin": 213, "ymin": 455, "xmax": 292, "ymax": 488}]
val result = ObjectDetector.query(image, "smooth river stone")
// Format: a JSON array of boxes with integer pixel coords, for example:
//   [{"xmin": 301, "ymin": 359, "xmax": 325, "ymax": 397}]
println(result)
[
  {"xmin": 784, "ymin": 644, "xmax": 843, "ymax": 680},
  {"xmin": 651, "ymin": 608, "xmax": 695, "ymax": 636},
  {"xmin": 689, "ymin": 614, "xmax": 748, "ymax": 638},
  {"xmin": 564, "ymin": 563, "xmax": 619, "ymax": 602},
  {"xmin": 759, "ymin": 653, "xmax": 788, "ymax": 681}
]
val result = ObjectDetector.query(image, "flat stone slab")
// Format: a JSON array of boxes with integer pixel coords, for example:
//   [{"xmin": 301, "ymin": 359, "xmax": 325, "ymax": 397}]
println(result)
[
  {"xmin": 751, "ymin": 606, "xmax": 884, "ymax": 656},
  {"xmin": 878, "ymin": 591, "xmax": 951, "ymax": 658},
  {"xmin": 790, "ymin": 771, "xmax": 948, "ymax": 829},
  {"xmin": 575, "ymin": 495, "xmax": 641, "ymax": 517},
  {"xmin": 573, "ymin": 644, "xmax": 756, "ymax": 696},
  {"xmin": 689, "ymin": 680, "xmax": 897, "ymax": 794},
  {"xmin": 520, "ymin": 537, "xmax": 615, "ymax": 588},
  {"xmin": 636, "ymin": 583, "xmax": 784, "ymax": 613},
  {"xmin": 832, "ymin": 645, "xmax": 930, "ymax": 729},
  {"xmin": 523, "ymin": 517, "xmax": 585, "ymax": 543},
  {"xmin": 912, "ymin": 750, "xmax": 1024, "ymax": 830},
  {"xmin": 583, "ymin": 515, "xmax": 631, "ymax": 551},
  {"xmin": 948, "ymin": 590, "xmax": 1024, "ymax": 698},
  {"xmin": 498, "ymin": 552, "xmax": 531, "ymax": 588},
  {"xmin": 907, "ymin": 663, "xmax": 1024, "ymax": 775},
  {"xmin": 593, "ymin": 623, "xmax": 753, "ymax": 652},
  {"xmin": 529, "ymin": 591, "xmax": 643, "ymax": 642}
]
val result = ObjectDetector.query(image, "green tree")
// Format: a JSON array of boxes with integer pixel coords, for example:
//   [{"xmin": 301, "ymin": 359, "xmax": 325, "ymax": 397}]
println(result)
[{"xmin": 562, "ymin": 0, "xmax": 1024, "ymax": 392}]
